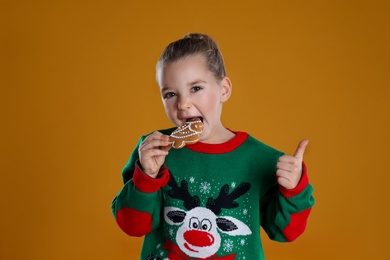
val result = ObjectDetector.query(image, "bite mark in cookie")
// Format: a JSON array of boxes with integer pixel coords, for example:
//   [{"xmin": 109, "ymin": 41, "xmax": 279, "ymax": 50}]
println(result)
[{"xmin": 169, "ymin": 118, "xmax": 204, "ymax": 149}]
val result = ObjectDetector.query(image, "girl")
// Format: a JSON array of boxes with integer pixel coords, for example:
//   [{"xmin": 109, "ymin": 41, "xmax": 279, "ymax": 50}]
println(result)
[{"xmin": 111, "ymin": 33, "xmax": 314, "ymax": 260}]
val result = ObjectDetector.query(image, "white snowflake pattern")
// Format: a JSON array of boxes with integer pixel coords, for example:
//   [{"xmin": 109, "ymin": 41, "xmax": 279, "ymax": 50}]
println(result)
[
  {"xmin": 189, "ymin": 177, "xmax": 195, "ymax": 183},
  {"xmin": 199, "ymin": 182, "xmax": 211, "ymax": 194},
  {"xmin": 240, "ymin": 238, "xmax": 246, "ymax": 246},
  {"xmin": 160, "ymin": 251, "xmax": 164, "ymax": 256},
  {"xmin": 223, "ymin": 239, "xmax": 234, "ymax": 252},
  {"xmin": 156, "ymin": 243, "xmax": 161, "ymax": 249},
  {"xmin": 243, "ymin": 208, "xmax": 248, "ymax": 215},
  {"xmin": 169, "ymin": 228, "xmax": 174, "ymax": 236},
  {"xmin": 231, "ymin": 182, "xmax": 236, "ymax": 188}
]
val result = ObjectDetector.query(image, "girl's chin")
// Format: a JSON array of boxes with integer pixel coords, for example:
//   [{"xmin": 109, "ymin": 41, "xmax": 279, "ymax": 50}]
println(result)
[{"xmin": 199, "ymin": 131, "xmax": 211, "ymax": 143}]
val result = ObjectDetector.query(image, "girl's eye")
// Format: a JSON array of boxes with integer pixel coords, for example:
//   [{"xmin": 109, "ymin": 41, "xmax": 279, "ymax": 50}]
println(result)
[
  {"xmin": 163, "ymin": 92, "xmax": 176, "ymax": 99},
  {"xmin": 191, "ymin": 86, "xmax": 202, "ymax": 93}
]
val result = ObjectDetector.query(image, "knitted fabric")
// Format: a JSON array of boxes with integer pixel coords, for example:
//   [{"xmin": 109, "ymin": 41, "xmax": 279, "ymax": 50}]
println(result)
[{"xmin": 112, "ymin": 129, "xmax": 314, "ymax": 260}]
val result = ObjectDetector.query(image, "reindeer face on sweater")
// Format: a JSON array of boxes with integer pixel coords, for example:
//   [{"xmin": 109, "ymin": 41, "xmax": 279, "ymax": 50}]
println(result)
[{"xmin": 164, "ymin": 176, "xmax": 252, "ymax": 259}]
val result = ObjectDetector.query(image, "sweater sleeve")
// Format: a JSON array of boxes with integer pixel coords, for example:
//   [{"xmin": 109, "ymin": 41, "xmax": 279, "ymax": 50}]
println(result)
[
  {"xmin": 260, "ymin": 162, "xmax": 314, "ymax": 242},
  {"xmin": 111, "ymin": 136, "xmax": 170, "ymax": 237}
]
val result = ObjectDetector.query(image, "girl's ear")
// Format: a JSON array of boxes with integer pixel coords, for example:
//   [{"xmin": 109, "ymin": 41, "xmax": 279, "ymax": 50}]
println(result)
[{"xmin": 220, "ymin": 76, "xmax": 232, "ymax": 103}]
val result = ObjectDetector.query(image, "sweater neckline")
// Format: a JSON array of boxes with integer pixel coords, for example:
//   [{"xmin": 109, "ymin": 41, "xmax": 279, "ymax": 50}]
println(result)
[{"xmin": 185, "ymin": 131, "xmax": 248, "ymax": 154}]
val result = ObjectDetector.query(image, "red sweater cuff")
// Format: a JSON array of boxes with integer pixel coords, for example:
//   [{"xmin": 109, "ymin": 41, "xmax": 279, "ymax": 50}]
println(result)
[
  {"xmin": 132, "ymin": 161, "xmax": 170, "ymax": 193},
  {"xmin": 279, "ymin": 161, "xmax": 309, "ymax": 198}
]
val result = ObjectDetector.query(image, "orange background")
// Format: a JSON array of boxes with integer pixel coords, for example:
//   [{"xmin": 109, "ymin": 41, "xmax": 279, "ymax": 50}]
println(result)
[{"xmin": 1, "ymin": 1, "xmax": 389, "ymax": 259}]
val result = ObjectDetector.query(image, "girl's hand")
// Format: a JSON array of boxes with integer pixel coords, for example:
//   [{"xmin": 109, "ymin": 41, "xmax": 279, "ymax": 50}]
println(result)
[
  {"xmin": 138, "ymin": 131, "xmax": 171, "ymax": 178},
  {"xmin": 276, "ymin": 140, "xmax": 309, "ymax": 189}
]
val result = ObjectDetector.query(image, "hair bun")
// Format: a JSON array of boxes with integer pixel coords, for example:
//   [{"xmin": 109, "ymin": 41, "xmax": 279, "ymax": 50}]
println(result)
[
  {"xmin": 157, "ymin": 32, "xmax": 226, "ymax": 79},
  {"xmin": 184, "ymin": 33, "xmax": 208, "ymax": 40}
]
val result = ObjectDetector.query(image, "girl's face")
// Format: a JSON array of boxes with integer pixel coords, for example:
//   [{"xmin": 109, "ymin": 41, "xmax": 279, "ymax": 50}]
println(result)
[{"xmin": 157, "ymin": 55, "xmax": 232, "ymax": 144}]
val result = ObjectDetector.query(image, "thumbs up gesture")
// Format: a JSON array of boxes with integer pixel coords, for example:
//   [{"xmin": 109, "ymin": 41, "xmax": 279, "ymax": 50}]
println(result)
[{"xmin": 276, "ymin": 140, "xmax": 309, "ymax": 190}]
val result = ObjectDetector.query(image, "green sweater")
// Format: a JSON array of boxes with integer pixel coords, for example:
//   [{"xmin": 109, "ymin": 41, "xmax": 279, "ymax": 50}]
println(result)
[{"xmin": 111, "ymin": 129, "xmax": 314, "ymax": 260}]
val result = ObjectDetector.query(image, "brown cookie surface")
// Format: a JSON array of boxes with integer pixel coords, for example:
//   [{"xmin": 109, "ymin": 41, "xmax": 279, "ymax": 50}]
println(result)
[{"xmin": 169, "ymin": 118, "xmax": 204, "ymax": 149}]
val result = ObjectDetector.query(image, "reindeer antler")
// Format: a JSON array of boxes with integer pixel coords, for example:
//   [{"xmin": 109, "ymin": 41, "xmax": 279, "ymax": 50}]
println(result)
[
  {"xmin": 167, "ymin": 175, "xmax": 200, "ymax": 210},
  {"xmin": 206, "ymin": 182, "xmax": 251, "ymax": 215}
]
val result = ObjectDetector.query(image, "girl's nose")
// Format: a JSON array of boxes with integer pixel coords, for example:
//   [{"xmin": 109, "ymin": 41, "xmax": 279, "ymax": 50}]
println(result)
[{"xmin": 177, "ymin": 96, "xmax": 191, "ymax": 110}]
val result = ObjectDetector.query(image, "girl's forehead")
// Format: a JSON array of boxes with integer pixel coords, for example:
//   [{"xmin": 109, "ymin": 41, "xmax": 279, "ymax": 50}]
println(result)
[
  {"xmin": 157, "ymin": 55, "xmax": 212, "ymax": 86},
  {"xmin": 158, "ymin": 55, "xmax": 207, "ymax": 73},
  {"xmin": 169, "ymin": 55, "xmax": 208, "ymax": 68}
]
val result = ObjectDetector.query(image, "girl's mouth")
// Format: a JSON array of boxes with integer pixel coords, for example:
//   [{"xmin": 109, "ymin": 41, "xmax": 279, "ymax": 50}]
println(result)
[{"xmin": 186, "ymin": 117, "xmax": 203, "ymax": 123}]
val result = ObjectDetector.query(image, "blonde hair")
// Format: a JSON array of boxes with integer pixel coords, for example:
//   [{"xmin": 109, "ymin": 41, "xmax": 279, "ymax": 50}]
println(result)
[{"xmin": 156, "ymin": 33, "xmax": 226, "ymax": 80}]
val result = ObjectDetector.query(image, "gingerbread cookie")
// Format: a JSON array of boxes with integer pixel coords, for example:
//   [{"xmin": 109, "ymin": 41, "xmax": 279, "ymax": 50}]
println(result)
[{"xmin": 169, "ymin": 118, "xmax": 204, "ymax": 149}]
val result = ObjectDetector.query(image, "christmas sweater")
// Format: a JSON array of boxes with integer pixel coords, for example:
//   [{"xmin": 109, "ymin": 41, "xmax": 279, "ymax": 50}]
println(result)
[{"xmin": 111, "ymin": 129, "xmax": 314, "ymax": 260}]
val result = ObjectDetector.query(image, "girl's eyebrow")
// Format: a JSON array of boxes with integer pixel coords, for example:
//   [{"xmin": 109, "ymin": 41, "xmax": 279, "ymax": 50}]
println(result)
[
  {"xmin": 161, "ymin": 86, "xmax": 170, "ymax": 92},
  {"xmin": 188, "ymin": 80, "xmax": 206, "ymax": 86},
  {"xmin": 160, "ymin": 84, "xmax": 173, "ymax": 92},
  {"xmin": 161, "ymin": 80, "xmax": 207, "ymax": 92}
]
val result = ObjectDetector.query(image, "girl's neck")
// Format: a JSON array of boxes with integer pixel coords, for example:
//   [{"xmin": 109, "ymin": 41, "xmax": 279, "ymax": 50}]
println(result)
[{"xmin": 202, "ymin": 125, "xmax": 236, "ymax": 144}]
